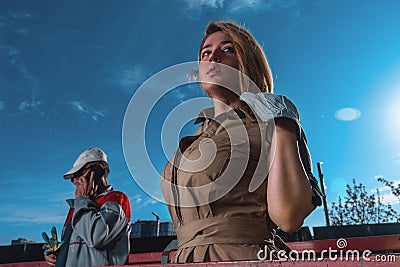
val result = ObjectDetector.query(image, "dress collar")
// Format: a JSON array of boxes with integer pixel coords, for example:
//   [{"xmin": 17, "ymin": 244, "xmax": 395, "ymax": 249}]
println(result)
[{"xmin": 194, "ymin": 108, "xmax": 246, "ymax": 125}]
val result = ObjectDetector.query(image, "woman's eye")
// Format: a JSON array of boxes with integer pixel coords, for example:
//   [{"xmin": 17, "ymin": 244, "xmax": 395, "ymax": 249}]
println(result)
[
  {"xmin": 223, "ymin": 46, "xmax": 235, "ymax": 53},
  {"xmin": 201, "ymin": 50, "xmax": 210, "ymax": 58}
]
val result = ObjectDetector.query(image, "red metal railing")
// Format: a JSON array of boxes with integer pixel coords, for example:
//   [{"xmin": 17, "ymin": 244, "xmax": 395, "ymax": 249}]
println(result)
[{"xmin": 1, "ymin": 235, "xmax": 399, "ymax": 267}]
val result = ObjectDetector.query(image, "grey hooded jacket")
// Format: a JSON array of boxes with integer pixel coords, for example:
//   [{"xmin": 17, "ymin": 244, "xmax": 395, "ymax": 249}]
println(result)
[{"xmin": 58, "ymin": 186, "xmax": 131, "ymax": 267}]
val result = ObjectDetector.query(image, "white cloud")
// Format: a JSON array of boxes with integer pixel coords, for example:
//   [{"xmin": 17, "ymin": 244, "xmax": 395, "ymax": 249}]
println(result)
[
  {"xmin": 168, "ymin": 84, "xmax": 205, "ymax": 103},
  {"xmin": 8, "ymin": 47, "xmax": 19, "ymax": 57},
  {"xmin": 19, "ymin": 99, "xmax": 43, "ymax": 111},
  {"xmin": 16, "ymin": 28, "xmax": 29, "ymax": 36},
  {"xmin": 373, "ymin": 177, "xmax": 400, "ymax": 197},
  {"xmin": 183, "ymin": 0, "xmax": 225, "ymax": 10},
  {"xmin": 0, "ymin": 204, "xmax": 65, "ymax": 224},
  {"xmin": 171, "ymin": 88, "xmax": 186, "ymax": 103},
  {"xmin": 334, "ymin": 107, "xmax": 361, "ymax": 121},
  {"xmin": 121, "ymin": 66, "xmax": 145, "ymax": 88},
  {"xmin": 68, "ymin": 100, "xmax": 105, "ymax": 122},
  {"xmin": 0, "ymin": 190, "xmax": 74, "ymax": 224},
  {"xmin": 229, "ymin": 0, "xmax": 296, "ymax": 13},
  {"xmin": 2, "ymin": 47, "xmax": 36, "ymax": 87},
  {"xmin": 380, "ymin": 193, "xmax": 399, "ymax": 205},
  {"xmin": 18, "ymin": 98, "xmax": 45, "ymax": 116},
  {"xmin": 131, "ymin": 195, "xmax": 142, "ymax": 204},
  {"xmin": 70, "ymin": 101, "xmax": 87, "ymax": 113},
  {"xmin": 19, "ymin": 63, "xmax": 37, "ymax": 84},
  {"xmin": 374, "ymin": 184, "xmax": 392, "ymax": 193},
  {"xmin": 288, "ymin": 7, "xmax": 305, "ymax": 30},
  {"xmin": 129, "ymin": 196, "xmax": 158, "ymax": 209},
  {"xmin": 7, "ymin": 10, "xmax": 32, "ymax": 20},
  {"xmin": 143, "ymin": 198, "xmax": 159, "ymax": 207},
  {"xmin": 105, "ymin": 65, "xmax": 147, "ymax": 93},
  {"xmin": 181, "ymin": 0, "xmax": 298, "ymax": 13},
  {"xmin": 0, "ymin": 215, "xmax": 66, "ymax": 224},
  {"xmin": 392, "ymin": 153, "xmax": 400, "ymax": 164},
  {"xmin": 180, "ymin": 0, "xmax": 304, "ymax": 29}
]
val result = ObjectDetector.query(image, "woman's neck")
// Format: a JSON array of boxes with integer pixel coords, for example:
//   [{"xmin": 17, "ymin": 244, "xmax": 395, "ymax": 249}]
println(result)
[{"xmin": 212, "ymin": 94, "xmax": 245, "ymax": 117}]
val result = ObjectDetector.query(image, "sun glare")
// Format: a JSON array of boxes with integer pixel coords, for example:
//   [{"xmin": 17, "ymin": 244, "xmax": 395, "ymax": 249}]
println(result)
[{"xmin": 384, "ymin": 73, "xmax": 400, "ymax": 144}]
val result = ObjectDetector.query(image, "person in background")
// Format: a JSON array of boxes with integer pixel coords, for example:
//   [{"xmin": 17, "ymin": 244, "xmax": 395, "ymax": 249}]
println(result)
[
  {"xmin": 161, "ymin": 20, "xmax": 323, "ymax": 263},
  {"xmin": 44, "ymin": 147, "xmax": 131, "ymax": 267}
]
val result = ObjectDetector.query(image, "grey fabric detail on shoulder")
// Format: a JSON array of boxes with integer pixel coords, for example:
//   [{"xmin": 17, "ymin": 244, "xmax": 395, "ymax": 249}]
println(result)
[
  {"xmin": 240, "ymin": 92, "xmax": 323, "ymax": 207},
  {"xmin": 240, "ymin": 92, "xmax": 299, "ymax": 123}
]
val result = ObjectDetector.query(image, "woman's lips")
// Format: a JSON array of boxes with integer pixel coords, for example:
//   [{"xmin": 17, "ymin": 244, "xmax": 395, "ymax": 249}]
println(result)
[{"xmin": 207, "ymin": 65, "xmax": 221, "ymax": 76}]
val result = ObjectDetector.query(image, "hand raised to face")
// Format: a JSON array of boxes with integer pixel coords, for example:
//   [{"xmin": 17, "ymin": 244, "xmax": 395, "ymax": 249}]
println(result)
[{"xmin": 73, "ymin": 168, "xmax": 98, "ymax": 198}]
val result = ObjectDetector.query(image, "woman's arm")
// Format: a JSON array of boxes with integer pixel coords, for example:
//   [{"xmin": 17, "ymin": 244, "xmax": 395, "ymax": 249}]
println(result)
[{"xmin": 267, "ymin": 118, "xmax": 315, "ymax": 233}]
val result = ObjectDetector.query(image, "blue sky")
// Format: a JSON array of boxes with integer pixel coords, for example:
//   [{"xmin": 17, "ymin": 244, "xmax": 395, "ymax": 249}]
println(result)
[{"xmin": 1, "ymin": 0, "xmax": 400, "ymax": 245}]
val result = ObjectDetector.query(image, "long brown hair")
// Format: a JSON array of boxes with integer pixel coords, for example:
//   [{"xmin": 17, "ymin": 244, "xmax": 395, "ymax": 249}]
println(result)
[{"xmin": 199, "ymin": 20, "xmax": 273, "ymax": 93}]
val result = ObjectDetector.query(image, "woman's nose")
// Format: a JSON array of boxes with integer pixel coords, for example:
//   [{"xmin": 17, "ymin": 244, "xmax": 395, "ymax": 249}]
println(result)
[{"xmin": 209, "ymin": 49, "xmax": 221, "ymax": 62}]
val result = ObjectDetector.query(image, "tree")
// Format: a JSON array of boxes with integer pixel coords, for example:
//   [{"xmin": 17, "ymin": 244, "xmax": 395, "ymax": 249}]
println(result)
[
  {"xmin": 329, "ymin": 196, "xmax": 348, "ymax": 226},
  {"xmin": 376, "ymin": 177, "xmax": 400, "ymax": 203},
  {"xmin": 329, "ymin": 178, "xmax": 399, "ymax": 226},
  {"xmin": 375, "ymin": 188, "xmax": 399, "ymax": 224}
]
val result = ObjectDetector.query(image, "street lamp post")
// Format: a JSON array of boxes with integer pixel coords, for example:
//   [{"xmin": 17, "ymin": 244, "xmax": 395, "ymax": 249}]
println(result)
[
  {"xmin": 317, "ymin": 162, "xmax": 330, "ymax": 227},
  {"xmin": 152, "ymin": 212, "xmax": 160, "ymax": 237}
]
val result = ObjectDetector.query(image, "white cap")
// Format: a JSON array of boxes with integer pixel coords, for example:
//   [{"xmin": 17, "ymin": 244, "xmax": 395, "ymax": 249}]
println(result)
[{"xmin": 63, "ymin": 147, "xmax": 109, "ymax": 179}]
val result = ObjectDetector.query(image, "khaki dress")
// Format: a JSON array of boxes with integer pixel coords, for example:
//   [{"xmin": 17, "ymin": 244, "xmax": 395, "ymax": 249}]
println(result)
[{"xmin": 161, "ymin": 108, "xmax": 290, "ymax": 263}]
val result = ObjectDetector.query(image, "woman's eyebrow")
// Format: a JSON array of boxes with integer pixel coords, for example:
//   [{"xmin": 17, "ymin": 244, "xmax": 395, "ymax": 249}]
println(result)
[{"xmin": 201, "ymin": 40, "xmax": 233, "ymax": 51}]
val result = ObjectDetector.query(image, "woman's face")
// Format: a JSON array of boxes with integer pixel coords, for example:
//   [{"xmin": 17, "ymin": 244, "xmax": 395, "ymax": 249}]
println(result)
[{"xmin": 199, "ymin": 31, "xmax": 240, "ymax": 97}]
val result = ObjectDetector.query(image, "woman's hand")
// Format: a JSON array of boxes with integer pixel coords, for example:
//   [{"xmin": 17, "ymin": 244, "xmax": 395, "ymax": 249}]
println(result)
[{"xmin": 44, "ymin": 253, "xmax": 57, "ymax": 267}]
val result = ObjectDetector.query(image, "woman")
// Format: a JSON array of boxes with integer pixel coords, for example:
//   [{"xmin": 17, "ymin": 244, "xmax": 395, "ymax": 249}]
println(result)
[{"xmin": 161, "ymin": 21, "xmax": 322, "ymax": 263}]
